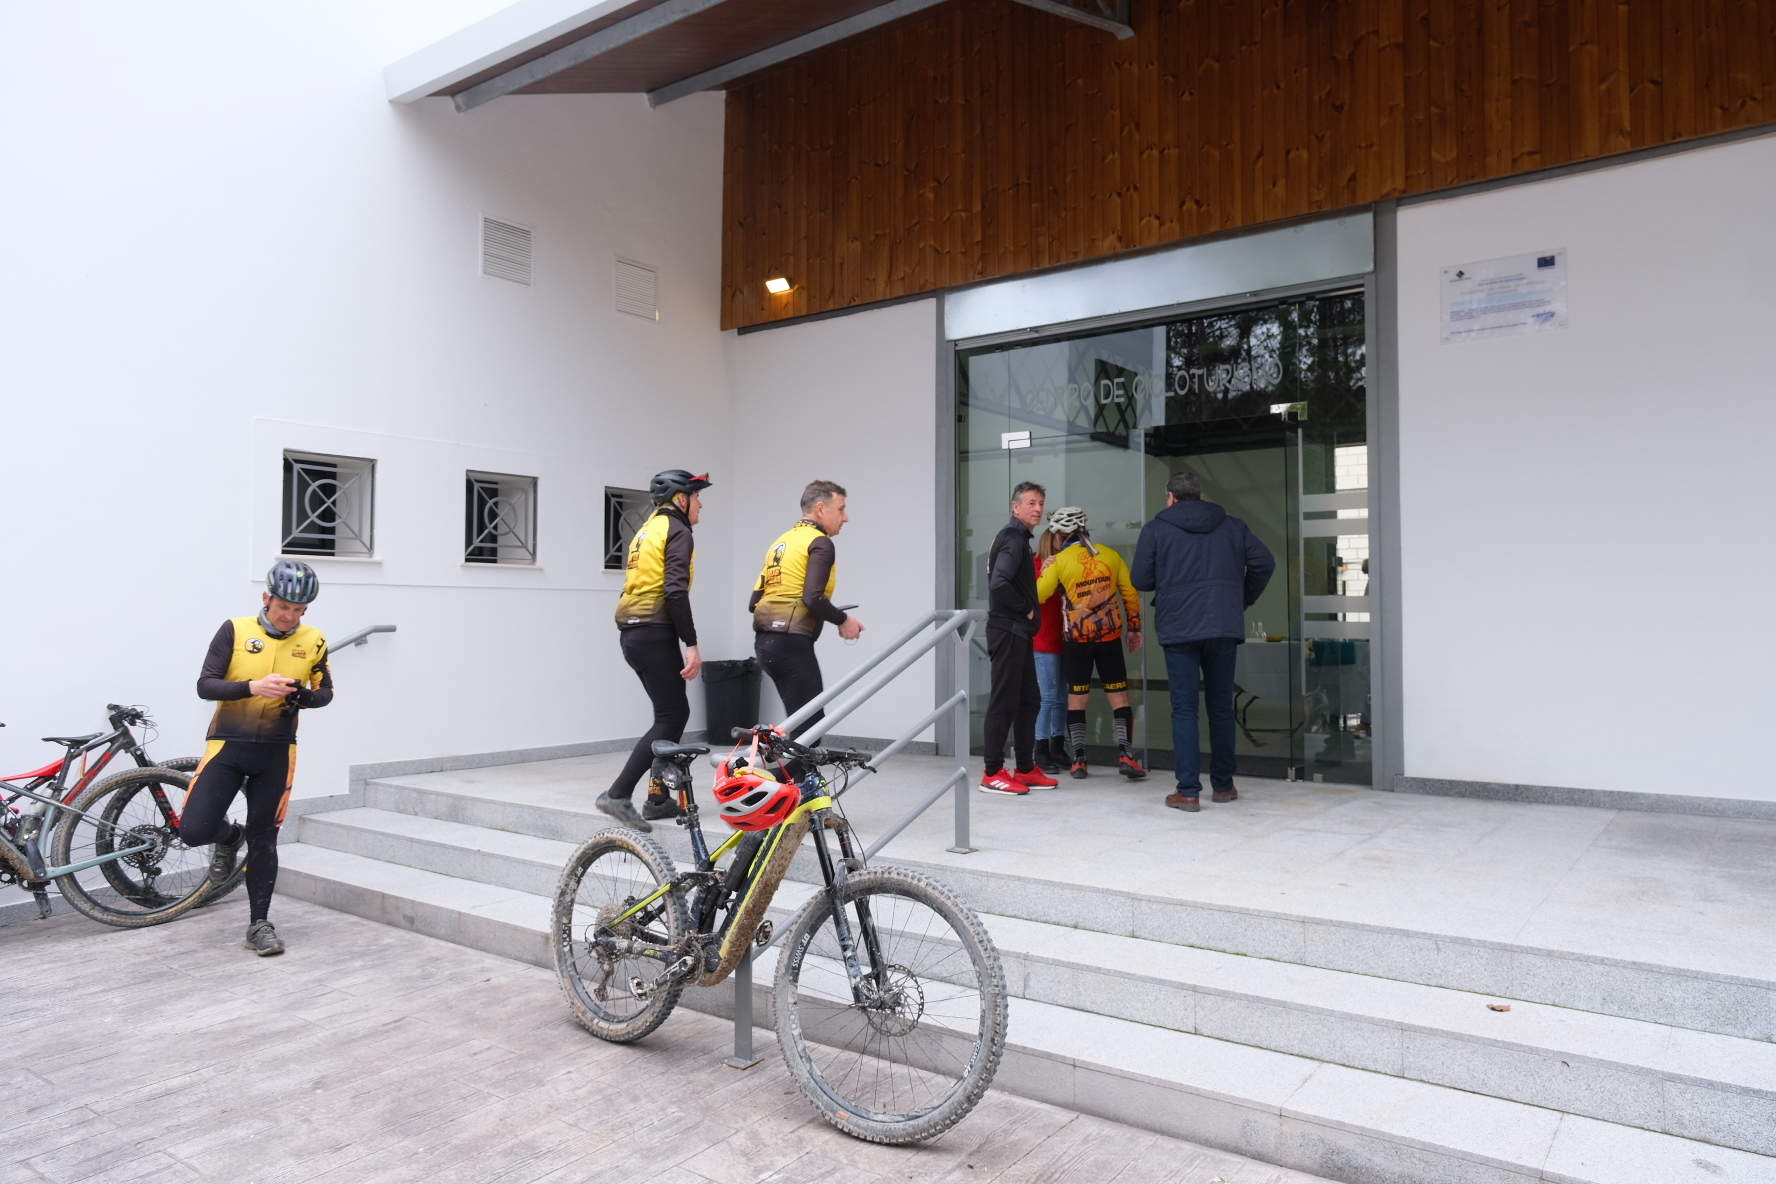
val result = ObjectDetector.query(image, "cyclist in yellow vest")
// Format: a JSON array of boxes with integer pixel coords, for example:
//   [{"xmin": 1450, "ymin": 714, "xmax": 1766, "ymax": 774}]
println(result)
[
  {"xmin": 1036, "ymin": 507, "xmax": 1148, "ymax": 781},
  {"xmin": 182, "ymin": 559, "xmax": 334, "ymax": 956},
  {"xmin": 598, "ymin": 469, "xmax": 711, "ymax": 832},
  {"xmin": 749, "ymin": 480, "xmax": 865, "ymax": 737}
]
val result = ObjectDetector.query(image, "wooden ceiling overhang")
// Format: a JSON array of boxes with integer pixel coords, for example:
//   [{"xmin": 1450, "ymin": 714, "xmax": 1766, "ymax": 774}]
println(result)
[{"xmin": 385, "ymin": 0, "xmax": 1131, "ymax": 110}]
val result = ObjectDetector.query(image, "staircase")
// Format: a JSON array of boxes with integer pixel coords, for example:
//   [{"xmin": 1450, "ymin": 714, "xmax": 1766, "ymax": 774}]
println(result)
[{"xmin": 276, "ymin": 757, "xmax": 1776, "ymax": 1184}]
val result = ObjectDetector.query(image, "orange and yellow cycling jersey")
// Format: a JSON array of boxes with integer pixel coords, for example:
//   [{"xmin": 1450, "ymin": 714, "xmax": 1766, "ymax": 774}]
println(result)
[{"xmin": 1036, "ymin": 542, "xmax": 1141, "ymax": 644}]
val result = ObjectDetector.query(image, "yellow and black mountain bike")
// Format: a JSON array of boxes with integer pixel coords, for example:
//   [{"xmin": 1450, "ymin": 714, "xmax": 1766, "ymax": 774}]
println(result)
[{"xmin": 552, "ymin": 726, "xmax": 1007, "ymax": 1145}]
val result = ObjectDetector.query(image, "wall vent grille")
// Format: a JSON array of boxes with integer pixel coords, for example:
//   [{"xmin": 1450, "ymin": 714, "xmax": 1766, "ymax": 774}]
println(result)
[
  {"xmin": 614, "ymin": 258, "xmax": 658, "ymax": 320},
  {"xmin": 481, "ymin": 217, "xmax": 532, "ymax": 285}
]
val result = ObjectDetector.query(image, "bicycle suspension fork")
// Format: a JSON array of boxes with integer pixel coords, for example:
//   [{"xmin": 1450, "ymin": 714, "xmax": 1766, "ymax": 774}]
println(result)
[{"xmin": 810, "ymin": 812, "xmax": 888, "ymax": 1002}]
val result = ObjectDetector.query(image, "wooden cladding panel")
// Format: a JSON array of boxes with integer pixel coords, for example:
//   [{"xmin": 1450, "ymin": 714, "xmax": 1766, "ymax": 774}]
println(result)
[{"xmin": 721, "ymin": 0, "xmax": 1776, "ymax": 329}]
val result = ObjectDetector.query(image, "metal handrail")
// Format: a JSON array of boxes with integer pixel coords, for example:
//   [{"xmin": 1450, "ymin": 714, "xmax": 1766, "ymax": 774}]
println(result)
[
  {"xmin": 335, "ymin": 624, "xmax": 396, "ymax": 649},
  {"xmin": 724, "ymin": 607, "xmax": 983, "ymax": 1069},
  {"xmin": 797, "ymin": 613, "xmax": 976, "ymax": 746},
  {"xmin": 778, "ymin": 610, "xmax": 967, "ymax": 736}
]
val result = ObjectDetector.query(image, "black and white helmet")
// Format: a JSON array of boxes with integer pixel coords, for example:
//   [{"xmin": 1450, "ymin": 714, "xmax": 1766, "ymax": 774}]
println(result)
[
  {"xmin": 1047, "ymin": 506, "xmax": 1089, "ymax": 535},
  {"xmin": 649, "ymin": 469, "xmax": 713, "ymax": 505},
  {"xmin": 266, "ymin": 559, "xmax": 319, "ymax": 605}
]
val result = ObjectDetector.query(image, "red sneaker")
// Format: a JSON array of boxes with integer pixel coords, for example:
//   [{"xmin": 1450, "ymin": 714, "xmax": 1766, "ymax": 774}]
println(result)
[
  {"xmin": 978, "ymin": 771, "xmax": 1029, "ymax": 796},
  {"xmin": 1012, "ymin": 766, "xmax": 1058, "ymax": 788},
  {"xmin": 1117, "ymin": 755, "xmax": 1149, "ymax": 781}
]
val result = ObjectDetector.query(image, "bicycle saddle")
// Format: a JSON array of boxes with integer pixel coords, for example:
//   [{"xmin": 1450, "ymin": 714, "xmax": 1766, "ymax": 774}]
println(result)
[
  {"xmin": 42, "ymin": 733, "xmax": 102, "ymax": 748},
  {"xmin": 651, "ymin": 741, "xmax": 710, "ymax": 760}
]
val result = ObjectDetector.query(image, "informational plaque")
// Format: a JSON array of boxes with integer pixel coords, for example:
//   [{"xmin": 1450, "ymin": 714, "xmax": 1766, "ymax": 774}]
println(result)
[{"xmin": 1440, "ymin": 249, "xmax": 1568, "ymax": 344}]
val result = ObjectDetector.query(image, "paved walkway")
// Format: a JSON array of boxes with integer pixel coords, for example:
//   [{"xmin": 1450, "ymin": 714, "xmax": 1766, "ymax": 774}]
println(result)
[{"xmin": 3, "ymin": 898, "xmax": 1332, "ymax": 1184}]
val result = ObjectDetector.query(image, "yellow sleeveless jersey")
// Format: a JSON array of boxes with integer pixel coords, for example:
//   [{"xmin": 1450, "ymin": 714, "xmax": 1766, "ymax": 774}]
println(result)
[
  {"xmin": 614, "ymin": 508, "xmax": 695, "ymax": 632},
  {"xmin": 751, "ymin": 521, "xmax": 837, "ymax": 637},
  {"xmin": 205, "ymin": 617, "xmax": 330, "ymax": 743},
  {"xmin": 1036, "ymin": 542, "xmax": 1142, "ymax": 644}
]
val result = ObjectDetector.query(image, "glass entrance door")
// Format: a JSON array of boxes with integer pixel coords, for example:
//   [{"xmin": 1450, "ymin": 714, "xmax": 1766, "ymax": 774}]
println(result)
[
  {"xmin": 957, "ymin": 333, "xmax": 1150, "ymax": 764},
  {"xmin": 957, "ymin": 289, "xmax": 1371, "ymax": 786}
]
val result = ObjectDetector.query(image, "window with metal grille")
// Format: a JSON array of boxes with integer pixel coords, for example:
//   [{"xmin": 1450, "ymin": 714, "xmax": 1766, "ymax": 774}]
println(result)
[
  {"xmin": 282, "ymin": 451, "xmax": 375, "ymax": 557},
  {"xmin": 465, "ymin": 471, "xmax": 538, "ymax": 565},
  {"xmin": 603, "ymin": 486, "xmax": 652, "ymax": 571}
]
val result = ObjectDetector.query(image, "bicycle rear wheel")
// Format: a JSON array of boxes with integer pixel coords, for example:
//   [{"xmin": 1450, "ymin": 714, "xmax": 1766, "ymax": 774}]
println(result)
[
  {"xmin": 154, "ymin": 756, "xmax": 246, "ymax": 906},
  {"xmin": 772, "ymin": 865, "xmax": 1008, "ymax": 1145},
  {"xmin": 50, "ymin": 768, "xmax": 210, "ymax": 927},
  {"xmin": 552, "ymin": 827, "xmax": 690, "ymax": 1043}
]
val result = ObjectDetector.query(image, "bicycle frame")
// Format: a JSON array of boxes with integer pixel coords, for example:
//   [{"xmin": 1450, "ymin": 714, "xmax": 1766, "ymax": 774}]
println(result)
[
  {"xmin": 0, "ymin": 710, "xmax": 173, "ymax": 809},
  {"xmin": 608, "ymin": 765, "xmax": 885, "ymax": 1003},
  {"xmin": 0, "ymin": 706, "xmax": 183, "ymax": 886},
  {"xmin": 0, "ymin": 780, "xmax": 158, "ymax": 881}
]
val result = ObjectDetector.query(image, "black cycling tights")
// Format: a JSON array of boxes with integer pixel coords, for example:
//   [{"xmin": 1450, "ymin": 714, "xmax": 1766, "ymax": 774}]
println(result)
[
  {"xmin": 755, "ymin": 632, "xmax": 826, "ymax": 782},
  {"xmin": 609, "ymin": 626, "xmax": 691, "ymax": 802},
  {"xmin": 179, "ymin": 741, "xmax": 291, "ymax": 923}
]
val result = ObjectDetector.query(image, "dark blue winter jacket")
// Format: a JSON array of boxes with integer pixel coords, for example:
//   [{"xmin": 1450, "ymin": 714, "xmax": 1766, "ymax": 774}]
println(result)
[{"xmin": 1130, "ymin": 500, "xmax": 1275, "ymax": 645}]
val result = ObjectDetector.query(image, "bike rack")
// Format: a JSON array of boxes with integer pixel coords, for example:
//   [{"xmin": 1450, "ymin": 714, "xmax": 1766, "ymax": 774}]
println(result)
[{"xmin": 725, "ymin": 608, "xmax": 984, "ymax": 1069}]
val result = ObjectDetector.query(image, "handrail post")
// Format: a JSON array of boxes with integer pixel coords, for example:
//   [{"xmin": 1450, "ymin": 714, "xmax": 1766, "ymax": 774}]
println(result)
[
  {"xmin": 724, "ymin": 950, "xmax": 762, "ymax": 1069},
  {"xmin": 948, "ymin": 624, "xmax": 976, "ymax": 853}
]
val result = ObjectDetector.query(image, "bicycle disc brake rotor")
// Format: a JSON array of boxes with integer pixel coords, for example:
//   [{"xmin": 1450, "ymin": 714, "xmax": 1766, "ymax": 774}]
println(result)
[{"xmin": 858, "ymin": 964, "xmax": 924, "ymax": 1037}]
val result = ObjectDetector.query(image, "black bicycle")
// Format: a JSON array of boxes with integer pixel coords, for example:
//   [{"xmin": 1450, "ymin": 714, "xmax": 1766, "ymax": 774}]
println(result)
[{"xmin": 552, "ymin": 726, "xmax": 1008, "ymax": 1145}]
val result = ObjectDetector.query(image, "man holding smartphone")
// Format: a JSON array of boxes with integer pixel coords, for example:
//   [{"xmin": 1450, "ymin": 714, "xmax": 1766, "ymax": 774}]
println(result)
[{"xmin": 180, "ymin": 559, "xmax": 334, "ymax": 955}]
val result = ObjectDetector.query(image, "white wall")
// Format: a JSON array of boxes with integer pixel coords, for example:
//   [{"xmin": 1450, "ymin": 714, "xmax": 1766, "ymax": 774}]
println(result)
[
  {"xmin": 1396, "ymin": 132, "xmax": 1776, "ymax": 799},
  {"xmin": 1, "ymin": 3, "xmax": 734, "ymax": 800},
  {"xmin": 722, "ymin": 300, "xmax": 941, "ymax": 743}
]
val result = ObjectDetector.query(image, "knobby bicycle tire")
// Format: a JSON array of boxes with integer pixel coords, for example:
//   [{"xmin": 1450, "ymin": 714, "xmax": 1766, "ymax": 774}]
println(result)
[
  {"xmin": 772, "ymin": 865, "xmax": 1008, "ymax": 1145},
  {"xmin": 553, "ymin": 827, "xmax": 690, "ymax": 1044},
  {"xmin": 50, "ymin": 768, "xmax": 210, "ymax": 928},
  {"xmin": 154, "ymin": 755, "xmax": 247, "ymax": 906}
]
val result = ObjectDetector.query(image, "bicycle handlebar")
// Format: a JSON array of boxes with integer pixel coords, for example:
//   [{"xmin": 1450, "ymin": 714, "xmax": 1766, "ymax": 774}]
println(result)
[
  {"xmin": 105, "ymin": 704, "xmax": 149, "ymax": 729},
  {"xmin": 727, "ymin": 725, "xmax": 875, "ymax": 771}
]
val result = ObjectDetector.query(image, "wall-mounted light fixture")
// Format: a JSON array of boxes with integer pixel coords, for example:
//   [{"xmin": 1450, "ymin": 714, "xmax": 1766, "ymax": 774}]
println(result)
[{"xmin": 764, "ymin": 276, "xmax": 793, "ymax": 295}]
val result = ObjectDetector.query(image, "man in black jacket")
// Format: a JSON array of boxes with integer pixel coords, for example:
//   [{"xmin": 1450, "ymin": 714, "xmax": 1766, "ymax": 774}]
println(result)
[
  {"xmin": 981, "ymin": 482, "xmax": 1057, "ymax": 795},
  {"xmin": 1132, "ymin": 472, "xmax": 1275, "ymax": 812}
]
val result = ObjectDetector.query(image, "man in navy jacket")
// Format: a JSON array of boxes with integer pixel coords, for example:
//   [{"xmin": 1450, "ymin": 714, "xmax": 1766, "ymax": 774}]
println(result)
[{"xmin": 1131, "ymin": 472, "xmax": 1275, "ymax": 812}]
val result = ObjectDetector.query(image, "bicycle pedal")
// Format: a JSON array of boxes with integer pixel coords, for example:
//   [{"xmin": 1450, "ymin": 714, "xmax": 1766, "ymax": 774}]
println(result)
[
  {"xmin": 754, "ymin": 921, "xmax": 773, "ymax": 948},
  {"xmin": 628, "ymin": 976, "xmax": 653, "ymax": 1001}
]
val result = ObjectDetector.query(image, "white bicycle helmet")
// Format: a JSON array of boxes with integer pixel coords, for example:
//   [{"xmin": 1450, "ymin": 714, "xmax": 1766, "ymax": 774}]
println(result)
[{"xmin": 1047, "ymin": 506, "xmax": 1089, "ymax": 535}]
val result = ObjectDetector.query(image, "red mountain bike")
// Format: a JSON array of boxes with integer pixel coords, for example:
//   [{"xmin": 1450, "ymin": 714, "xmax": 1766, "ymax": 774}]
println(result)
[{"xmin": 1, "ymin": 704, "xmax": 242, "ymax": 924}]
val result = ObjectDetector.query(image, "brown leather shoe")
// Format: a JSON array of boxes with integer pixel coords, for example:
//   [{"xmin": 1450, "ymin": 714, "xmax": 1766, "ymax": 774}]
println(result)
[
  {"xmin": 1164, "ymin": 794, "xmax": 1200, "ymax": 812},
  {"xmin": 1212, "ymin": 788, "xmax": 1238, "ymax": 803}
]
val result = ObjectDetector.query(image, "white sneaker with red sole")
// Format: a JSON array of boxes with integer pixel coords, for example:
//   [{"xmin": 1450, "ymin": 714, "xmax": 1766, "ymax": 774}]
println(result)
[{"xmin": 978, "ymin": 771, "xmax": 1029, "ymax": 795}]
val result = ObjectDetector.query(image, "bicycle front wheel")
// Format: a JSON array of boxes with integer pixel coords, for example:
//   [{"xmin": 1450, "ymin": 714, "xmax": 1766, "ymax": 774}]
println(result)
[
  {"xmin": 50, "ymin": 768, "xmax": 210, "ymax": 928},
  {"xmin": 154, "ymin": 756, "xmax": 246, "ymax": 907},
  {"xmin": 552, "ymin": 827, "xmax": 690, "ymax": 1043},
  {"xmin": 773, "ymin": 866, "xmax": 1008, "ymax": 1145}
]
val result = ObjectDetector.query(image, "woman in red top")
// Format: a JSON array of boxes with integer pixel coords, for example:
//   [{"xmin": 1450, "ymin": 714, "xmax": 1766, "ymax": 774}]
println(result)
[{"xmin": 1032, "ymin": 528, "xmax": 1067, "ymax": 773}]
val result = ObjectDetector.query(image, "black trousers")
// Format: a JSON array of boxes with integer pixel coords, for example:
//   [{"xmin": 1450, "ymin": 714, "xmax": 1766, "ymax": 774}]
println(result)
[
  {"xmin": 755, "ymin": 632, "xmax": 824, "ymax": 737},
  {"xmin": 608, "ymin": 626, "xmax": 690, "ymax": 801},
  {"xmin": 984, "ymin": 626, "xmax": 1039, "ymax": 772},
  {"xmin": 180, "ymin": 740, "xmax": 291, "ymax": 923}
]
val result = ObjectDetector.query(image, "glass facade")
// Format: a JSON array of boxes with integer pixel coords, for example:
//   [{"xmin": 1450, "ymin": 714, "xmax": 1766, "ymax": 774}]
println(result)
[{"xmin": 957, "ymin": 291, "xmax": 1372, "ymax": 784}]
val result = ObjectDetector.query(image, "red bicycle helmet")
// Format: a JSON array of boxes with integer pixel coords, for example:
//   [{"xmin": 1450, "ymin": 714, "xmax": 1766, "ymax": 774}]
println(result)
[{"xmin": 712, "ymin": 765, "xmax": 799, "ymax": 832}]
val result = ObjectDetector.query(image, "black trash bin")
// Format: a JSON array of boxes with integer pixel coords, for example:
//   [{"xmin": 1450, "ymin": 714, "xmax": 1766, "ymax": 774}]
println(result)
[{"xmin": 702, "ymin": 658, "xmax": 761, "ymax": 741}]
